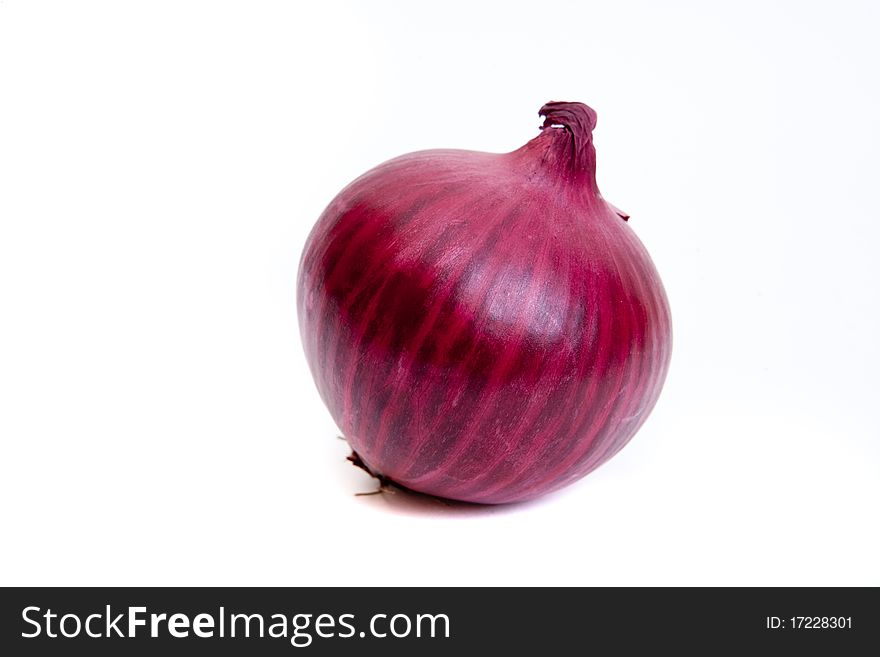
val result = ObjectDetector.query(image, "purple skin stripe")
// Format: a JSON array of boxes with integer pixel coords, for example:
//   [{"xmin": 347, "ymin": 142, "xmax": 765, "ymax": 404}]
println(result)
[
  {"xmin": 297, "ymin": 102, "xmax": 672, "ymax": 504},
  {"xmin": 402, "ymin": 222, "xmax": 553, "ymax": 486},
  {"xmin": 361, "ymin": 194, "xmax": 522, "ymax": 466}
]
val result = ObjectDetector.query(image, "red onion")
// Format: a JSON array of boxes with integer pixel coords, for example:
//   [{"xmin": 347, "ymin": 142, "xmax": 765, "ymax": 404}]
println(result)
[{"xmin": 298, "ymin": 101, "xmax": 671, "ymax": 504}]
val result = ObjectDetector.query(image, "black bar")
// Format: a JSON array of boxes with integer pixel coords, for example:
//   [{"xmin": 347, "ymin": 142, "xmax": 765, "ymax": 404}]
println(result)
[{"xmin": 1, "ymin": 587, "xmax": 876, "ymax": 655}]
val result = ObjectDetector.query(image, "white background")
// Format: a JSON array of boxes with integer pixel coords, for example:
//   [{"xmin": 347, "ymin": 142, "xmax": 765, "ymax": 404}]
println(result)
[{"xmin": 1, "ymin": 0, "xmax": 878, "ymax": 586}]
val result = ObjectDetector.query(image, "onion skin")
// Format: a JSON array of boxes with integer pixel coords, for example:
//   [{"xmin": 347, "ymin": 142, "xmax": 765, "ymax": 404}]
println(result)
[{"xmin": 298, "ymin": 102, "xmax": 671, "ymax": 504}]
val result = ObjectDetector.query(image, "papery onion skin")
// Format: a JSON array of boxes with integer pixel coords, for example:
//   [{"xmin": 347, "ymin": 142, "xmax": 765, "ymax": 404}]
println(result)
[{"xmin": 297, "ymin": 102, "xmax": 671, "ymax": 504}]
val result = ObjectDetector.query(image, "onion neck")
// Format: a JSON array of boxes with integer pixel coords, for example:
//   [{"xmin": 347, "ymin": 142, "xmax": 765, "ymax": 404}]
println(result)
[{"xmin": 511, "ymin": 101, "xmax": 600, "ymax": 199}]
